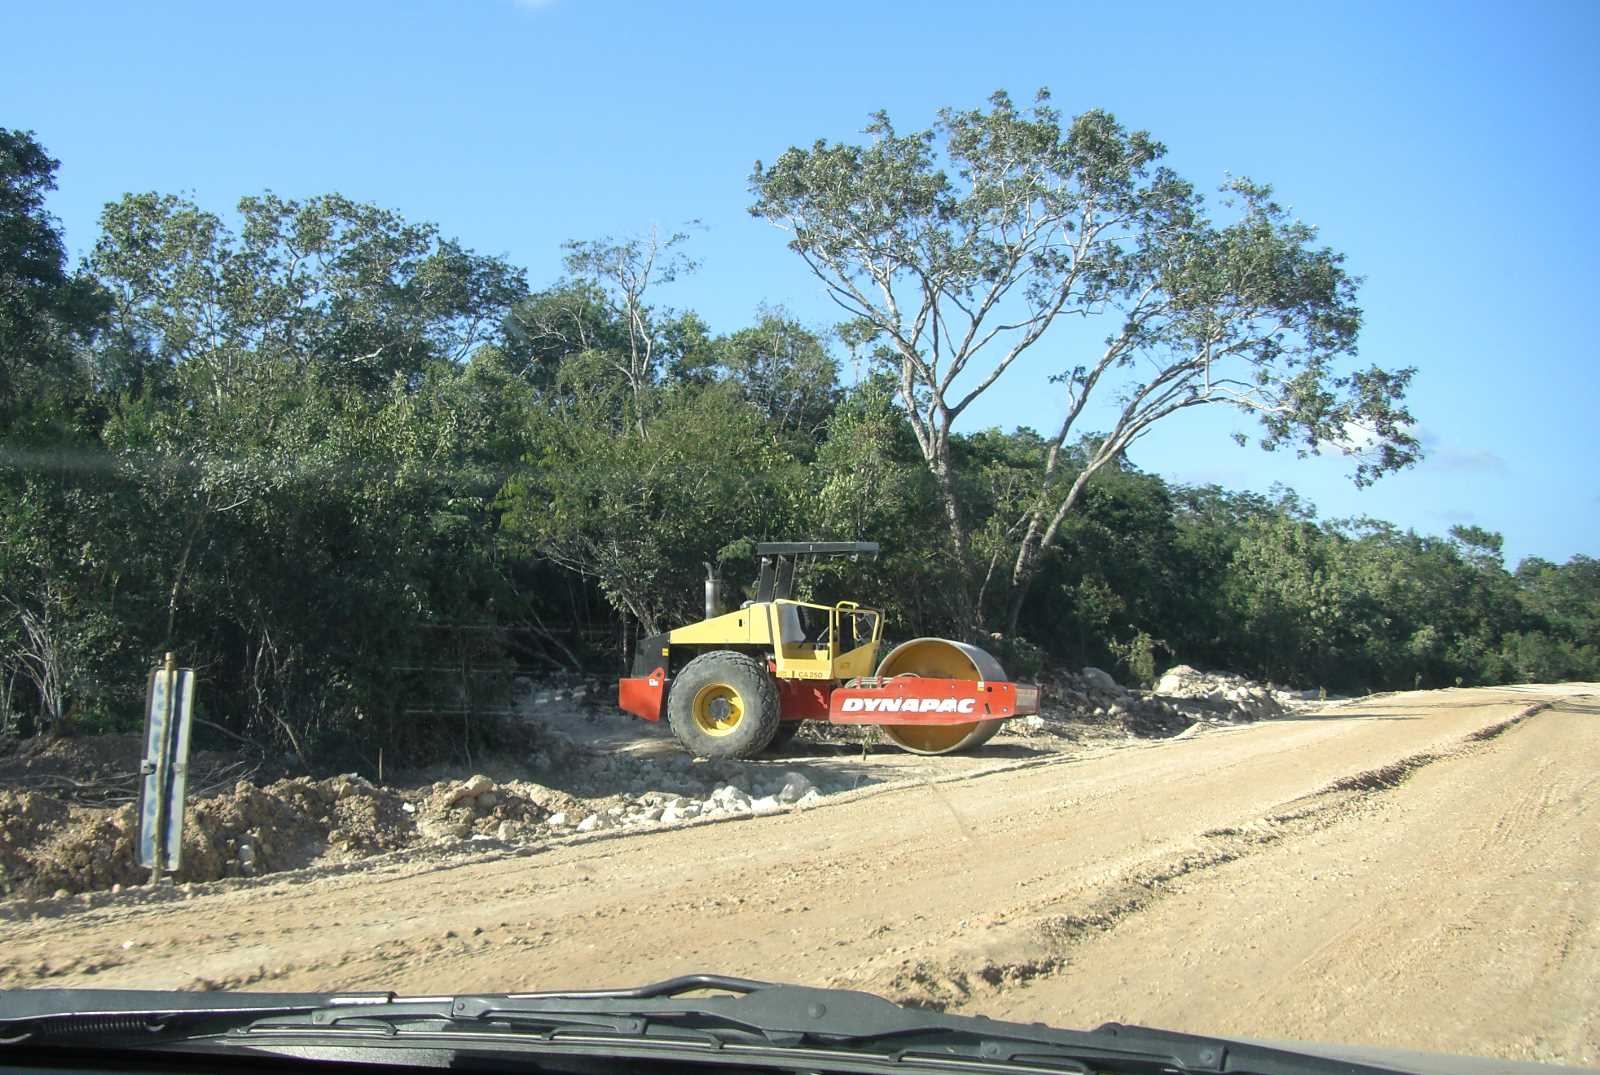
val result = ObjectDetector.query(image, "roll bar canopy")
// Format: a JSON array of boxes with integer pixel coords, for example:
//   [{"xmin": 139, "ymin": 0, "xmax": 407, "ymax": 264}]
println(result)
[{"xmin": 755, "ymin": 541, "xmax": 879, "ymax": 602}]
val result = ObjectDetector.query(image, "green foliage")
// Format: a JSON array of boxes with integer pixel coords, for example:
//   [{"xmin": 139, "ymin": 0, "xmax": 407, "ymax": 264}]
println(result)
[
  {"xmin": 806, "ymin": 378, "xmax": 959, "ymax": 633},
  {"xmin": 710, "ymin": 308, "xmax": 839, "ymax": 453},
  {"xmin": 751, "ymin": 92, "xmax": 1419, "ymax": 635},
  {"xmin": 0, "ymin": 129, "xmax": 106, "ymax": 425},
  {"xmin": 0, "ymin": 132, "xmax": 1592, "ymax": 771},
  {"xmin": 1109, "ymin": 631, "xmax": 1164, "ymax": 690},
  {"xmin": 499, "ymin": 379, "xmax": 802, "ymax": 635}
]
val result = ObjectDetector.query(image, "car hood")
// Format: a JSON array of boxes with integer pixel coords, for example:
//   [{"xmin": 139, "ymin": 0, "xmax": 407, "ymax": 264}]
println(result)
[{"xmin": 1226, "ymin": 1036, "xmax": 1594, "ymax": 1074}]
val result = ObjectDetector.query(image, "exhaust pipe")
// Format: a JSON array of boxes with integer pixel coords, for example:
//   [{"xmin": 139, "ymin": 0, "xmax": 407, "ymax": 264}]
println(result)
[{"xmin": 703, "ymin": 562, "xmax": 722, "ymax": 621}]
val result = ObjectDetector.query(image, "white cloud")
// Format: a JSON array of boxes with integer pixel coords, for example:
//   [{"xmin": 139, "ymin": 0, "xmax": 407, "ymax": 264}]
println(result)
[
  {"xmin": 1328, "ymin": 422, "xmax": 1382, "ymax": 454},
  {"xmin": 1429, "ymin": 446, "xmax": 1506, "ymax": 472},
  {"xmin": 1412, "ymin": 426, "xmax": 1505, "ymax": 473}
]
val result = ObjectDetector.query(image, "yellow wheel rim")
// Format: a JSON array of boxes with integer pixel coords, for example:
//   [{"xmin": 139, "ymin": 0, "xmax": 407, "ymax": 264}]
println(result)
[{"xmin": 692, "ymin": 683, "xmax": 745, "ymax": 737}]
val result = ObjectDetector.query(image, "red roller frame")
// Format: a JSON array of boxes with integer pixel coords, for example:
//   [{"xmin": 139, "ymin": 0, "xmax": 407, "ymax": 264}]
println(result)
[
  {"xmin": 827, "ymin": 676, "xmax": 1028, "ymax": 725},
  {"xmin": 617, "ymin": 667, "xmax": 666, "ymax": 721},
  {"xmin": 618, "ymin": 671, "xmax": 1039, "ymax": 726}
]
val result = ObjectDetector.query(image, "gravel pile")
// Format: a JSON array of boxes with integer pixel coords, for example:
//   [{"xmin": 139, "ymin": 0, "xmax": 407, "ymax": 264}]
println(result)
[
  {"xmin": 1152, "ymin": 664, "xmax": 1322, "ymax": 719},
  {"xmin": 0, "ymin": 754, "xmax": 842, "ymax": 902},
  {"xmin": 1019, "ymin": 664, "xmax": 1321, "ymax": 738},
  {"xmin": 0, "ymin": 666, "xmax": 1321, "ymax": 905},
  {"xmin": 549, "ymin": 770, "xmax": 825, "ymax": 835}
]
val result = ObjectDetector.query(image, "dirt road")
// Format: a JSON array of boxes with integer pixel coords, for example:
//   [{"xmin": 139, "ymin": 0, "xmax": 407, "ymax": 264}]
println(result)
[{"xmin": 4, "ymin": 684, "xmax": 1595, "ymax": 1067}]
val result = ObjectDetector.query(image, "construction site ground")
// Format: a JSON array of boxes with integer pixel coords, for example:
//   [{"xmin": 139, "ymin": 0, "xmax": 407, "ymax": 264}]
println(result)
[{"xmin": 2, "ymin": 683, "xmax": 1596, "ymax": 1068}]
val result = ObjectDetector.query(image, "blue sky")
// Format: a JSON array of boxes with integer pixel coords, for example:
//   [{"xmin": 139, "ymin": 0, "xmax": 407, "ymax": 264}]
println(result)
[{"xmin": 6, "ymin": 0, "xmax": 1596, "ymax": 565}]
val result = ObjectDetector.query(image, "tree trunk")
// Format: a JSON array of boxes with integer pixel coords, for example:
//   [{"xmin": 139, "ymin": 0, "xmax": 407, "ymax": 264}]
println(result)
[
  {"xmin": 930, "ymin": 439, "xmax": 980, "ymax": 639},
  {"xmin": 1004, "ymin": 464, "xmax": 1099, "ymax": 639},
  {"xmin": 1004, "ymin": 572, "xmax": 1034, "ymax": 638}
]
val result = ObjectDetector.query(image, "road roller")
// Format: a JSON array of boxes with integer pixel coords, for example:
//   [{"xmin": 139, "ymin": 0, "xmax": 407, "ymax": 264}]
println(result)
[{"xmin": 617, "ymin": 541, "xmax": 1041, "ymax": 758}]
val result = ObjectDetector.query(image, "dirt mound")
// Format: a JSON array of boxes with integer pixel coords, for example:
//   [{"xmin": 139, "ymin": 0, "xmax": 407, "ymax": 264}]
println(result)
[
  {"xmin": 1022, "ymin": 663, "xmax": 1323, "ymax": 737},
  {"xmin": 0, "ymin": 790, "xmax": 75, "ymax": 896},
  {"xmin": 413, "ymin": 774, "xmax": 557, "ymax": 842},
  {"xmin": 11, "ymin": 802, "xmax": 146, "ymax": 898},
  {"xmin": 0, "ymin": 772, "xmax": 568, "ymax": 902},
  {"xmin": 179, "ymin": 775, "xmax": 410, "ymax": 879},
  {"xmin": 0, "ymin": 732, "xmax": 252, "ymax": 805}
]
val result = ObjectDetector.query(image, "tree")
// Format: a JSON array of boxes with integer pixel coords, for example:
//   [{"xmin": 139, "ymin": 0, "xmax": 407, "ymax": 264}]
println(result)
[
  {"xmin": 809, "ymin": 376, "xmax": 957, "ymax": 633},
  {"xmin": 554, "ymin": 226, "xmax": 698, "ymax": 435},
  {"xmin": 750, "ymin": 90, "xmax": 1417, "ymax": 634},
  {"xmin": 0, "ymin": 130, "xmax": 106, "ymax": 426},
  {"xmin": 70, "ymin": 189, "xmax": 530, "ymax": 757},
  {"xmin": 500, "ymin": 375, "xmax": 799, "ymax": 637},
  {"xmin": 0, "ymin": 131, "xmax": 114, "ymax": 734},
  {"xmin": 1515, "ymin": 555, "xmax": 1599, "ymax": 653},
  {"xmin": 713, "ymin": 308, "xmax": 839, "ymax": 450},
  {"xmin": 501, "ymin": 280, "xmax": 631, "ymax": 393},
  {"xmin": 91, "ymin": 191, "xmax": 524, "ymax": 398},
  {"xmin": 87, "ymin": 189, "xmax": 519, "ymax": 670}
]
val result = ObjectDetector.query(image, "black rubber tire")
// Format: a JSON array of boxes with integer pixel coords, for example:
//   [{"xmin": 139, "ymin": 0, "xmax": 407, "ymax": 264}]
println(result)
[
  {"xmin": 763, "ymin": 721, "xmax": 804, "ymax": 754},
  {"xmin": 666, "ymin": 650, "xmax": 782, "ymax": 759}
]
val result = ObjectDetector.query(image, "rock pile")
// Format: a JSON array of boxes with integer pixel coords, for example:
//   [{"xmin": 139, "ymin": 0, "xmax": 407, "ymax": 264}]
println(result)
[
  {"xmin": 0, "ymin": 761, "xmax": 841, "ymax": 903},
  {"xmin": 0, "ymin": 666, "xmax": 1319, "ymax": 906},
  {"xmin": 1030, "ymin": 667, "xmax": 1192, "ymax": 737},
  {"xmin": 1025, "ymin": 664, "xmax": 1320, "ymax": 738},
  {"xmin": 1153, "ymin": 664, "xmax": 1320, "ymax": 720},
  {"xmin": 545, "ymin": 770, "xmax": 824, "ymax": 835}
]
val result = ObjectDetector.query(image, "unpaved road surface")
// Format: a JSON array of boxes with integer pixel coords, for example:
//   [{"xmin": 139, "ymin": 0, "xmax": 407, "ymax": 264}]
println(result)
[{"xmin": 4, "ymin": 684, "xmax": 1596, "ymax": 1067}]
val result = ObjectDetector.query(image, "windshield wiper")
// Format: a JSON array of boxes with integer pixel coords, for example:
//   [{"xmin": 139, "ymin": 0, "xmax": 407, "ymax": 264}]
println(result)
[{"xmin": 0, "ymin": 973, "xmax": 1413, "ymax": 1075}]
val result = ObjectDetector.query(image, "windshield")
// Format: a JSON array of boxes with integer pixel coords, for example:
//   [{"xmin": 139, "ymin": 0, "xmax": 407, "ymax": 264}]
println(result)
[{"xmin": 1, "ymin": 5, "xmax": 1596, "ymax": 1072}]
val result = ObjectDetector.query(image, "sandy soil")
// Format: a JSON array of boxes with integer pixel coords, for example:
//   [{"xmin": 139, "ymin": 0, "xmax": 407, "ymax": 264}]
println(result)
[{"xmin": 2, "ymin": 684, "xmax": 1594, "ymax": 1068}]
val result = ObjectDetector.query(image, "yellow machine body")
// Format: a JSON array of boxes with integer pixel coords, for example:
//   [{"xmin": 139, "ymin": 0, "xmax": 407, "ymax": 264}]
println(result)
[{"xmin": 668, "ymin": 599, "xmax": 883, "ymax": 681}]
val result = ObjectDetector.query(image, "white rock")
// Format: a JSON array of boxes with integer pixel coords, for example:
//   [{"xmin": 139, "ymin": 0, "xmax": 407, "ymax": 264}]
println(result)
[
  {"xmin": 1022, "ymin": 714, "xmax": 1046, "ymax": 730},
  {"xmin": 776, "ymin": 772, "xmax": 815, "ymax": 804},
  {"xmin": 750, "ymin": 795, "xmax": 784, "ymax": 816},
  {"xmin": 547, "ymin": 811, "xmax": 568, "ymax": 827},
  {"xmin": 575, "ymin": 815, "xmax": 600, "ymax": 833},
  {"xmin": 1154, "ymin": 665, "xmax": 1204, "ymax": 694},
  {"xmin": 643, "ymin": 806, "xmax": 664, "ymax": 821},
  {"xmin": 419, "ymin": 816, "xmax": 471, "ymax": 841},
  {"xmin": 401, "ymin": 801, "xmax": 416, "ymax": 814},
  {"xmin": 1080, "ymin": 667, "xmax": 1119, "ymax": 691},
  {"xmin": 496, "ymin": 820, "xmax": 518, "ymax": 841},
  {"xmin": 660, "ymin": 805, "xmax": 682, "ymax": 823},
  {"xmin": 796, "ymin": 788, "xmax": 824, "ymax": 808},
  {"xmin": 447, "ymin": 774, "xmax": 495, "ymax": 806},
  {"xmin": 711, "ymin": 785, "xmax": 751, "ymax": 807}
]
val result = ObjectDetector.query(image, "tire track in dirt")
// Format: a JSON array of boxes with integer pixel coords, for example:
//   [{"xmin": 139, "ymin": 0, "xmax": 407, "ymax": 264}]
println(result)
[
  {"xmin": 834, "ymin": 702, "xmax": 1558, "ymax": 1009},
  {"xmin": 0, "ymin": 684, "xmax": 1591, "ymax": 1046},
  {"xmin": 959, "ymin": 694, "xmax": 1600, "ymax": 1066}
]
